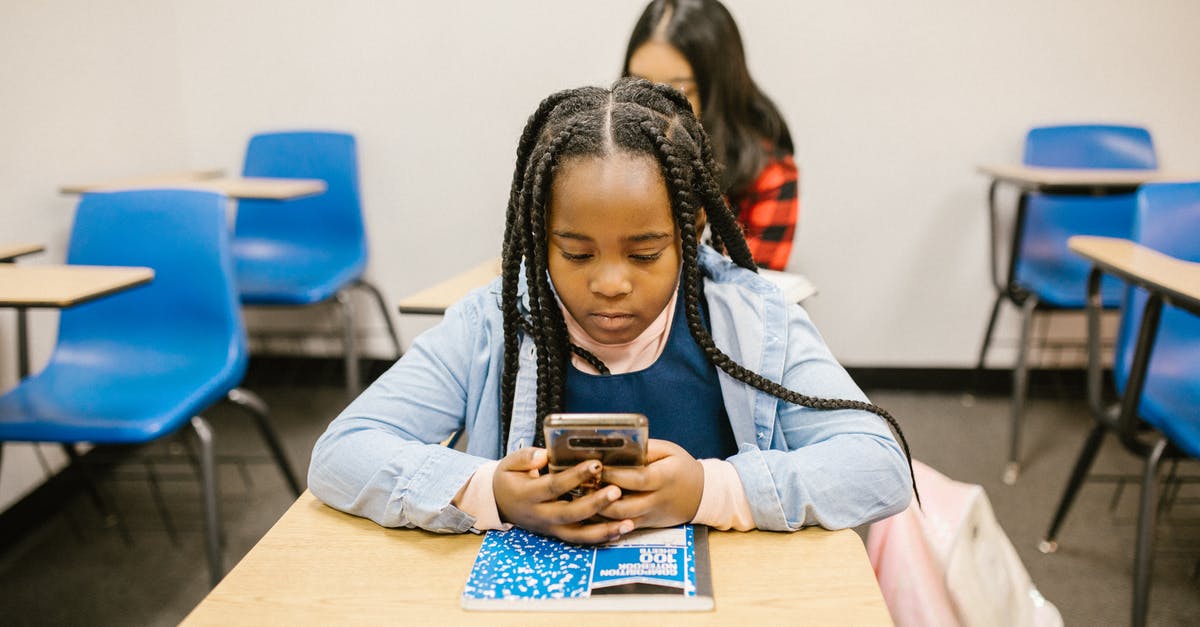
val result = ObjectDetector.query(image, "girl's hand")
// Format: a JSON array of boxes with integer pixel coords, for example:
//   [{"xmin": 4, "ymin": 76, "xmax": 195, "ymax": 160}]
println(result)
[
  {"xmin": 598, "ymin": 439, "xmax": 704, "ymax": 529},
  {"xmin": 493, "ymin": 447, "xmax": 634, "ymax": 544}
]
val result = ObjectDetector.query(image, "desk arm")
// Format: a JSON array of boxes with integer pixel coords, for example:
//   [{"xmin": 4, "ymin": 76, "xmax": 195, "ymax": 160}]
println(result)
[{"xmin": 985, "ymin": 179, "xmax": 1006, "ymax": 293}]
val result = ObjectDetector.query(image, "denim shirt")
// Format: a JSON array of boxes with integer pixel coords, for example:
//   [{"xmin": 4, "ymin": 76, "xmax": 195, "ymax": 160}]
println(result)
[{"xmin": 308, "ymin": 245, "xmax": 912, "ymax": 532}]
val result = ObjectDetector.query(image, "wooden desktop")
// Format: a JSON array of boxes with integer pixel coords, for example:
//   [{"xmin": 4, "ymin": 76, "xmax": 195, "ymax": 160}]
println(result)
[
  {"xmin": 182, "ymin": 491, "xmax": 892, "ymax": 626},
  {"xmin": 59, "ymin": 169, "xmax": 327, "ymax": 200}
]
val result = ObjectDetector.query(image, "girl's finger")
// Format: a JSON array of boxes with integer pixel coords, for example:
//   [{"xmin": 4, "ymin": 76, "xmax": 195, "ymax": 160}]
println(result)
[
  {"xmin": 598, "ymin": 491, "xmax": 653, "ymax": 521},
  {"xmin": 497, "ymin": 447, "xmax": 548, "ymax": 472},
  {"xmin": 553, "ymin": 518, "xmax": 636, "ymax": 545},
  {"xmin": 540, "ymin": 484, "xmax": 622, "ymax": 525},
  {"xmin": 541, "ymin": 459, "xmax": 603, "ymax": 500}
]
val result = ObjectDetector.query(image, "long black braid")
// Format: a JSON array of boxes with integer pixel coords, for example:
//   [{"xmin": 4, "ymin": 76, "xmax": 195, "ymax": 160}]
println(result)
[{"xmin": 499, "ymin": 78, "xmax": 917, "ymax": 501}]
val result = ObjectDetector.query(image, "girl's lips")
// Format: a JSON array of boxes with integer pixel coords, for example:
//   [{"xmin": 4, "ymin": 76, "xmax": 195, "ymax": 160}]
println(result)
[{"xmin": 590, "ymin": 312, "xmax": 636, "ymax": 332}]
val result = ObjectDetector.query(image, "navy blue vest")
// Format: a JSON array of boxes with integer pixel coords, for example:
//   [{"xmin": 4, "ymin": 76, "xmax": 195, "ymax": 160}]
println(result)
[{"xmin": 564, "ymin": 288, "xmax": 737, "ymax": 460}]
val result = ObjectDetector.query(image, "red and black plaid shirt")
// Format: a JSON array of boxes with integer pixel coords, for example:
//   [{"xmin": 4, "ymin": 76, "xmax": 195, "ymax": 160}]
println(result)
[{"xmin": 730, "ymin": 153, "xmax": 799, "ymax": 271}]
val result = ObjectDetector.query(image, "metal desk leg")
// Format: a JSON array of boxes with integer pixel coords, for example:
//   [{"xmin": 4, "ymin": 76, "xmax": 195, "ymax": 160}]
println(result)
[{"xmin": 16, "ymin": 306, "xmax": 29, "ymax": 378}]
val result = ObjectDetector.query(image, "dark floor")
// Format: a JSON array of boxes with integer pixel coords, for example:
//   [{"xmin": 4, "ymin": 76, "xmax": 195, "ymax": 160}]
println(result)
[{"xmin": 0, "ymin": 374, "xmax": 1197, "ymax": 626}]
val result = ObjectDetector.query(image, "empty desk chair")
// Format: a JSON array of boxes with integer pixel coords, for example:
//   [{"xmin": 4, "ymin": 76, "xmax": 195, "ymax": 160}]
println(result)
[
  {"xmin": 0, "ymin": 189, "xmax": 301, "ymax": 586},
  {"xmin": 978, "ymin": 124, "xmax": 1156, "ymax": 483},
  {"xmin": 1039, "ymin": 181, "xmax": 1200, "ymax": 627},
  {"xmin": 234, "ymin": 131, "xmax": 401, "ymax": 397}
]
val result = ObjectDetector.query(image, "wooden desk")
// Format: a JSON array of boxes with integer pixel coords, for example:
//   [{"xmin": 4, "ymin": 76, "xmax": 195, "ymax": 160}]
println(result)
[
  {"xmin": 1068, "ymin": 236, "xmax": 1200, "ymax": 315},
  {"xmin": 397, "ymin": 257, "xmax": 502, "ymax": 315},
  {"xmin": 0, "ymin": 242, "xmax": 45, "ymax": 262},
  {"xmin": 182, "ymin": 492, "xmax": 891, "ymax": 626},
  {"xmin": 60, "ymin": 171, "xmax": 326, "ymax": 200},
  {"xmin": 977, "ymin": 164, "xmax": 1199, "ymax": 194},
  {"xmin": 0, "ymin": 264, "xmax": 155, "ymax": 308},
  {"xmin": 397, "ymin": 258, "xmax": 817, "ymax": 316},
  {"xmin": 58, "ymin": 169, "xmax": 225, "ymax": 194},
  {"xmin": 1066, "ymin": 237, "xmax": 1200, "ymax": 626},
  {"xmin": 0, "ymin": 264, "xmax": 154, "ymax": 377}
]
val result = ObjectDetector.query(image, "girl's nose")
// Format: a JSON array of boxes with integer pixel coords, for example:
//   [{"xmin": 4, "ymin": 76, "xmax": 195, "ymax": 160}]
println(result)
[{"xmin": 589, "ymin": 263, "xmax": 633, "ymax": 298}]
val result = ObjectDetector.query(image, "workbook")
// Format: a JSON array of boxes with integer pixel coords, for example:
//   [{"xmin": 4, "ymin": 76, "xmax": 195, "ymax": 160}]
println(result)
[{"xmin": 461, "ymin": 524, "xmax": 713, "ymax": 611}]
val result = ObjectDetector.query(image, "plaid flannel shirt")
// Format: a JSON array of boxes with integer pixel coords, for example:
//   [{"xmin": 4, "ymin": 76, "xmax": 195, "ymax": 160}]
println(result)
[{"xmin": 730, "ymin": 152, "xmax": 799, "ymax": 271}]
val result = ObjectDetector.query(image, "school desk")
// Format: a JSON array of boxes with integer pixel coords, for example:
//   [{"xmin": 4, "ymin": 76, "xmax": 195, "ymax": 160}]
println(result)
[
  {"xmin": 181, "ymin": 491, "xmax": 892, "ymax": 626},
  {"xmin": 976, "ymin": 164, "xmax": 1200, "ymax": 194},
  {"xmin": 397, "ymin": 257, "xmax": 818, "ymax": 316},
  {"xmin": 1067, "ymin": 235, "xmax": 1200, "ymax": 626},
  {"xmin": 0, "ymin": 264, "xmax": 154, "ymax": 377},
  {"xmin": 976, "ymin": 163, "xmax": 1200, "ymax": 275},
  {"xmin": 59, "ymin": 169, "xmax": 326, "ymax": 200},
  {"xmin": 1068, "ymin": 236, "xmax": 1200, "ymax": 314},
  {"xmin": 0, "ymin": 242, "xmax": 45, "ymax": 262}
]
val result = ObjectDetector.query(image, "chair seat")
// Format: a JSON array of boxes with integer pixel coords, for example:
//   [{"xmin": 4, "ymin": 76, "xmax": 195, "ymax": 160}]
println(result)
[
  {"xmin": 0, "ymin": 344, "xmax": 243, "ymax": 444},
  {"xmin": 234, "ymin": 237, "xmax": 365, "ymax": 305}
]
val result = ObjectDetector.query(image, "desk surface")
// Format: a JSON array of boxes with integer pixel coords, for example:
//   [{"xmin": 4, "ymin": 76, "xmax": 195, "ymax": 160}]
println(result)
[
  {"xmin": 0, "ymin": 242, "xmax": 45, "ymax": 262},
  {"xmin": 397, "ymin": 258, "xmax": 817, "ymax": 315},
  {"xmin": 60, "ymin": 170, "xmax": 326, "ymax": 200},
  {"xmin": 397, "ymin": 257, "xmax": 503, "ymax": 315},
  {"xmin": 182, "ymin": 491, "xmax": 891, "ymax": 626},
  {"xmin": 58, "ymin": 169, "xmax": 225, "ymax": 194},
  {"xmin": 1068, "ymin": 236, "xmax": 1200, "ymax": 314},
  {"xmin": 977, "ymin": 164, "xmax": 1199, "ymax": 190},
  {"xmin": 0, "ymin": 264, "xmax": 154, "ymax": 307}
]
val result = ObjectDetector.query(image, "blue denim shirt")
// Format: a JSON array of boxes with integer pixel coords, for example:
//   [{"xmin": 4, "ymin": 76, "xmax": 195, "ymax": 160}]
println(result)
[{"xmin": 308, "ymin": 245, "xmax": 912, "ymax": 532}]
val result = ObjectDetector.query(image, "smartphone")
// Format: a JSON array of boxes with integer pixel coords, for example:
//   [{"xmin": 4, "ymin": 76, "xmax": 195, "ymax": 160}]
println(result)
[{"xmin": 544, "ymin": 413, "xmax": 648, "ymax": 498}]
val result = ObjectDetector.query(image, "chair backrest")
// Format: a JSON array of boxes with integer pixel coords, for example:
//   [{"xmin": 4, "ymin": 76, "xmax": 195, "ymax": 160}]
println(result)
[
  {"xmin": 1024, "ymin": 125, "xmax": 1157, "ymax": 170},
  {"xmin": 1114, "ymin": 181, "xmax": 1200, "ymax": 424},
  {"xmin": 56, "ymin": 189, "xmax": 247, "ymax": 385},
  {"xmin": 1013, "ymin": 125, "xmax": 1155, "ymax": 307},
  {"xmin": 235, "ymin": 131, "xmax": 366, "ymax": 251}
]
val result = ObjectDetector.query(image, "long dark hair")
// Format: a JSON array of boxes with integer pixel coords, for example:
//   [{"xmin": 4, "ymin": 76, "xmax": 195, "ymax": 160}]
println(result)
[
  {"xmin": 499, "ymin": 78, "xmax": 915, "ymax": 498},
  {"xmin": 622, "ymin": 0, "xmax": 793, "ymax": 196}
]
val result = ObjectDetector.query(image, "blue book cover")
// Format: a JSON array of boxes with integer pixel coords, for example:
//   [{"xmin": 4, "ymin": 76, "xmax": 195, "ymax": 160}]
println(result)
[{"xmin": 461, "ymin": 525, "xmax": 713, "ymax": 611}]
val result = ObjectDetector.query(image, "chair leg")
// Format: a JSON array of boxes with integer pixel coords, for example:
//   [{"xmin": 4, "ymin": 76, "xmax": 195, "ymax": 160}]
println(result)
[
  {"xmin": 227, "ymin": 388, "xmax": 302, "ymax": 497},
  {"xmin": 1005, "ymin": 295, "xmax": 1038, "ymax": 484},
  {"xmin": 1132, "ymin": 438, "xmax": 1168, "ymax": 627},
  {"xmin": 190, "ymin": 416, "xmax": 223, "ymax": 587},
  {"xmin": 355, "ymin": 278, "xmax": 403, "ymax": 359},
  {"xmin": 973, "ymin": 292, "xmax": 1005, "ymax": 391},
  {"xmin": 1039, "ymin": 423, "xmax": 1108, "ymax": 553},
  {"xmin": 336, "ymin": 288, "xmax": 360, "ymax": 399}
]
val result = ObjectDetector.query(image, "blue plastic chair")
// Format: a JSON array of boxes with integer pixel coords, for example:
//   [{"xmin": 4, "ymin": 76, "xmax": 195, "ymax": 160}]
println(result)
[
  {"xmin": 1039, "ymin": 181, "xmax": 1200, "ymax": 626},
  {"xmin": 977, "ymin": 124, "xmax": 1156, "ymax": 483},
  {"xmin": 0, "ymin": 189, "xmax": 301, "ymax": 586},
  {"xmin": 234, "ymin": 131, "xmax": 401, "ymax": 396}
]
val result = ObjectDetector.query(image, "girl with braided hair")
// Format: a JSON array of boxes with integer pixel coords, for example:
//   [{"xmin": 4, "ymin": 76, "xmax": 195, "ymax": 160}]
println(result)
[{"xmin": 309, "ymin": 78, "xmax": 913, "ymax": 545}]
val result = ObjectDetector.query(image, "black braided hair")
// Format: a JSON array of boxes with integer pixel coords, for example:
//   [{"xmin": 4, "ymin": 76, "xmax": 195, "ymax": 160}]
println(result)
[{"xmin": 499, "ymin": 78, "xmax": 917, "ymax": 502}]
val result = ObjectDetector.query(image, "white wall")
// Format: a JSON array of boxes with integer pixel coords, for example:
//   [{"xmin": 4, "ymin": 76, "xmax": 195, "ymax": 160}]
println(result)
[
  {"xmin": 0, "ymin": 1, "xmax": 188, "ymax": 509},
  {"xmin": 162, "ymin": 0, "xmax": 1200, "ymax": 366},
  {"xmin": 3, "ymin": 0, "xmax": 1200, "ymax": 506}
]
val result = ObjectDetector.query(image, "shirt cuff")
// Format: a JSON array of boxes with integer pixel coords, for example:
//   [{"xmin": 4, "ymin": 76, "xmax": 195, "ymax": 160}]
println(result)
[
  {"xmin": 691, "ymin": 459, "xmax": 756, "ymax": 531},
  {"xmin": 452, "ymin": 460, "xmax": 513, "ymax": 532}
]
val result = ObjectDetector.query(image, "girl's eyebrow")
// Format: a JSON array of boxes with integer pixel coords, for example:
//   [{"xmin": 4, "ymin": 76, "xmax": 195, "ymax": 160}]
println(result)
[
  {"xmin": 628, "ymin": 232, "xmax": 671, "ymax": 242},
  {"xmin": 551, "ymin": 230, "xmax": 591, "ymax": 241},
  {"xmin": 550, "ymin": 230, "xmax": 671, "ymax": 243}
]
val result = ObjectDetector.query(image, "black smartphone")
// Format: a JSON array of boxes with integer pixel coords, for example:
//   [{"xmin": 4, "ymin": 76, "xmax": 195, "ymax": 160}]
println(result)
[{"xmin": 544, "ymin": 413, "xmax": 648, "ymax": 498}]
